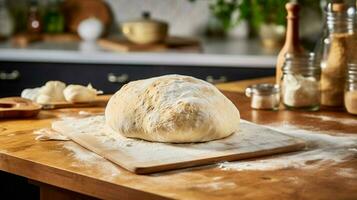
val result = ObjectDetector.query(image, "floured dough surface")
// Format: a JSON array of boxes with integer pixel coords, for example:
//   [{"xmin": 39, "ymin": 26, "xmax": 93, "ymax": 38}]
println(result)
[
  {"xmin": 105, "ymin": 74, "xmax": 240, "ymax": 143},
  {"xmin": 64, "ymin": 84, "xmax": 99, "ymax": 103},
  {"xmin": 36, "ymin": 81, "xmax": 66, "ymax": 104}
]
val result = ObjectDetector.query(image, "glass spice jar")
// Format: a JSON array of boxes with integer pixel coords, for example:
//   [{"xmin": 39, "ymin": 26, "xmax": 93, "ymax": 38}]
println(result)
[
  {"xmin": 319, "ymin": 3, "xmax": 354, "ymax": 106},
  {"xmin": 27, "ymin": 0, "xmax": 42, "ymax": 34},
  {"xmin": 344, "ymin": 63, "xmax": 357, "ymax": 115},
  {"xmin": 281, "ymin": 53, "xmax": 321, "ymax": 111},
  {"xmin": 245, "ymin": 84, "xmax": 280, "ymax": 110}
]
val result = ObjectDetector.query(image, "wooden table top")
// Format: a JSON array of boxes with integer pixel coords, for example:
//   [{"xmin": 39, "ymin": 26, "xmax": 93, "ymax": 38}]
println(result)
[
  {"xmin": 0, "ymin": 78, "xmax": 357, "ymax": 200},
  {"xmin": 215, "ymin": 76, "xmax": 275, "ymax": 93}
]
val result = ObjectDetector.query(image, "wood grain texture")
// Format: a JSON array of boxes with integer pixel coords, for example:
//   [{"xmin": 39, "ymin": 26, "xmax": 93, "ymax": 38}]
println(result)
[
  {"xmin": 52, "ymin": 118, "xmax": 305, "ymax": 174},
  {"xmin": 29, "ymin": 180, "xmax": 98, "ymax": 200},
  {"xmin": 11, "ymin": 33, "xmax": 80, "ymax": 47},
  {"xmin": 0, "ymin": 83, "xmax": 356, "ymax": 199},
  {"xmin": 11, "ymin": 33, "xmax": 42, "ymax": 47},
  {"xmin": 0, "ymin": 97, "xmax": 41, "ymax": 118},
  {"xmin": 215, "ymin": 77, "xmax": 275, "ymax": 93}
]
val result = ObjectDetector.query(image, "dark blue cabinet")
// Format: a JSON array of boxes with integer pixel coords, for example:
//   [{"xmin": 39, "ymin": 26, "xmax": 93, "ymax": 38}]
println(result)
[{"xmin": 0, "ymin": 62, "xmax": 274, "ymax": 97}]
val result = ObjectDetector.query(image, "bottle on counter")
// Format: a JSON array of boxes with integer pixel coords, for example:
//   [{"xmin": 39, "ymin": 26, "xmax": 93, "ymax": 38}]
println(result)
[
  {"xmin": 44, "ymin": 0, "xmax": 64, "ymax": 34},
  {"xmin": 0, "ymin": 0, "xmax": 14, "ymax": 37},
  {"xmin": 275, "ymin": 2, "xmax": 305, "ymax": 85},
  {"xmin": 27, "ymin": 0, "xmax": 42, "ymax": 34},
  {"xmin": 281, "ymin": 53, "xmax": 321, "ymax": 111},
  {"xmin": 319, "ymin": 3, "xmax": 353, "ymax": 107},
  {"xmin": 345, "ymin": 63, "xmax": 357, "ymax": 115}
]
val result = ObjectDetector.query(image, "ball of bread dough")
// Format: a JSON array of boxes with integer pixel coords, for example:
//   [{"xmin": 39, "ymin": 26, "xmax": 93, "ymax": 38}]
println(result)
[
  {"xmin": 64, "ymin": 84, "xmax": 99, "ymax": 103},
  {"xmin": 36, "ymin": 81, "xmax": 66, "ymax": 104},
  {"xmin": 105, "ymin": 75, "xmax": 240, "ymax": 143},
  {"xmin": 21, "ymin": 88, "xmax": 40, "ymax": 101}
]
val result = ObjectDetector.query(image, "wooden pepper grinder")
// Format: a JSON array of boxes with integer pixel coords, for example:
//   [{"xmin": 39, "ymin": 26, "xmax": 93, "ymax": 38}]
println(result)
[{"xmin": 276, "ymin": 2, "xmax": 305, "ymax": 84}]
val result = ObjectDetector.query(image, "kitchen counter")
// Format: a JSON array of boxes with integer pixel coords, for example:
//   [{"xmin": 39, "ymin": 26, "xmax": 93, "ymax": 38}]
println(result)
[
  {"xmin": 0, "ymin": 78, "xmax": 356, "ymax": 200},
  {"xmin": 0, "ymin": 38, "xmax": 277, "ymax": 68}
]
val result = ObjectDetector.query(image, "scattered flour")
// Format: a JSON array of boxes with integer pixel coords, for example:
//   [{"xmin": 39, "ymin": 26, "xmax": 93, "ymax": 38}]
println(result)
[
  {"xmin": 335, "ymin": 168, "xmax": 357, "ymax": 178},
  {"xmin": 49, "ymin": 116, "xmax": 357, "ymax": 173},
  {"xmin": 78, "ymin": 110, "xmax": 93, "ymax": 116},
  {"xmin": 33, "ymin": 128, "xmax": 69, "ymax": 141},
  {"xmin": 63, "ymin": 142, "xmax": 121, "ymax": 180},
  {"xmin": 218, "ymin": 123, "xmax": 357, "ymax": 171},
  {"xmin": 303, "ymin": 114, "xmax": 357, "ymax": 126},
  {"xmin": 192, "ymin": 181, "xmax": 237, "ymax": 191},
  {"xmin": 58, "ymin": 115, "xmax": 78, "ymax": 121},
  {"xmin": 212, "ymin": 176, "xmax": 224, "ymax": 181},
  {"xmin": 52, "ymin": 116, "xmax": 310, "ymax": 167},
  {"xmin": 63, "ymin": 142, "xmax": 100, "ymax": 162}
]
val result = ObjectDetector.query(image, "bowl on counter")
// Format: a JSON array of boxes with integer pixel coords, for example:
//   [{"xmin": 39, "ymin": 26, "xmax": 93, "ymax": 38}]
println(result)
[{"xmin": 121, "ymin": 12, "xmax": 168, "ymax": 45}]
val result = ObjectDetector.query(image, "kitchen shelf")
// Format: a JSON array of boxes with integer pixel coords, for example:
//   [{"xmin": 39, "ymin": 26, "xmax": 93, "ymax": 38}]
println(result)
[{"xmin": 0, "ymin": 37, "xmax": 277, "ymax": 68}]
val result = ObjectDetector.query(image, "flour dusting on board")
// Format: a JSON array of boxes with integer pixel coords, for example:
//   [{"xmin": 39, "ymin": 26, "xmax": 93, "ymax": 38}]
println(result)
[
  {"xmin": 335, "ymin": 168, "xmax": 357, "ymax": 178},
  {"xmin": 52, "ymin": 116, "xmax": 305, "ymax": 168},
  {"xmin": 218, "ymin": 123, "xmax": 357, "ymax": 171},
  {"xmin": 34, "ymin": 128, "xmax": 69, "ymax": 141},
  {"xmin": 303, "ymin": 114, "xmax": 357, "ymax": 126},
  {"xmin": 192, "ymin": 181, "xmax": 237, "ymax": 191},
  {"xmin": 63, "ymin": 142, "xmax": 121, "ymax": 180},
  {"xmin": 51, "ymin": 116, "xmax": 357, "ymax": 173}
]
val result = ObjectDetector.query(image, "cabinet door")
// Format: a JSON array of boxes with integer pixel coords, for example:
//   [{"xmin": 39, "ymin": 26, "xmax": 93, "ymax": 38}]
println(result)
[
  {"xmin": 0, "ymin": 62, "xmax": 150, "ymax": 96},
  {"xmin": 0, "ymin": 62, "xmax": 274, "ymax": 97},
  {"xmin": 0, "ymin": 63, "xmax": 57, "ymax": 97},
  {"xmin": 156, "ymin": 66, "xmax": 274, "ymax": 84}
]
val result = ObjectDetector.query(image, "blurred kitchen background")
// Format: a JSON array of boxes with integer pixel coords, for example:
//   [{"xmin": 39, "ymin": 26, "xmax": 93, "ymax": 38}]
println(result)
[{"xmin": 0, "ymin": 0, "xmax": 354, "ymax": 97}]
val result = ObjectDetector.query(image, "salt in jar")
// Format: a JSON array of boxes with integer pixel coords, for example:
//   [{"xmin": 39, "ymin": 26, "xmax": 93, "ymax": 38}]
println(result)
[{"xmin": 245, "ymin": 84, "xmax": 280, "ymax": 110}]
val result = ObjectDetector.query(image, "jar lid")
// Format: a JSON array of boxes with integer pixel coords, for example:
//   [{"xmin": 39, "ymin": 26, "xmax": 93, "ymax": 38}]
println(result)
[
  {"xmin": 347, "ymin": 64, "xmax": 357, "ymax": 82},
  {"xmin": 325, "ymin": 3, "xmax": 354, "ymax": 32},
  {"xmin": 123, "ymin": 11, "xmax": 168, "ymax": 26},
  {"xmin": 282, "ymin": 52, "xmax": 321, "ymax": 75},
  {"xmin": 284, "ymin": 52, "xmax": 316, "ymax": 66},
  {"xmin": 245, "ymin": 83, "xmax": 280, "ymax": 97},
  {"xmin": 348, "ymin": 63, "xmax": 357, "ymax": 69}
]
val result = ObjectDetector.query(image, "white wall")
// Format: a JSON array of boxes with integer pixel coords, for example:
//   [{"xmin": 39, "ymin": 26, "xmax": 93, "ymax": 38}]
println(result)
[
  {"xmin": 104, "ymin": 0, "xmax": 211, "ymax": 36},
  {"xmin": 8, "ymin": 0, "xmax": 213, "ymax": 36}
]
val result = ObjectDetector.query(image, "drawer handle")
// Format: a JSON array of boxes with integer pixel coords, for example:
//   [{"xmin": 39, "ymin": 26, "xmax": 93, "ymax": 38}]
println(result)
[
  {"xmin": 206, "ymin": 76, "xmax": 227, "ymax": 84},
  {"xmin": 0, "ymin": 70, "xmax": 20, "ymax": 80},
  {"xmin": 107, "ymin": 73, "xmax": 129, "ymax": 83}
]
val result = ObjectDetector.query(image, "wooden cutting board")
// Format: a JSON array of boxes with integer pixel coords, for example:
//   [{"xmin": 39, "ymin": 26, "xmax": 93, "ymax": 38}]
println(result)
[
  {"xmin": 12, "ymin": 33, "xmax": 80, "ymax": 47},
  {"xmin": 0, "ymin": 97, "xmax": 41, "ymax": 118},
  {"xmin": 41, "ymin": 95, "xmax": 111, "ymax": 110},
  {"xmin": 52, "ymin": 116, "xmax": 305, "ymax": 174},
  {"xmin": 98, "ymin": 36, "xmax": 202, "ymax": 52}
]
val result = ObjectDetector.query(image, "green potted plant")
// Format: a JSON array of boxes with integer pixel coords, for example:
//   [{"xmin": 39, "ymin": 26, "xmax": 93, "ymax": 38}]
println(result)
[
  {"xmin": 240, "ymin": 0, "xmax": 322, "ymax": 48},
  {"xmin": 238, "ymin": 0, "xmax": 288, "ymax": 47},
  {"xmin": 207, "ymin": 0, "xmax": 240, "ymax": 36},
  {"xmin": 190, "ymin": 0, "xmax": 322, "ymax": 46},
  {"xmin": 202, "ymin": 0, "xmax": 288, "ymax": 42}
]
